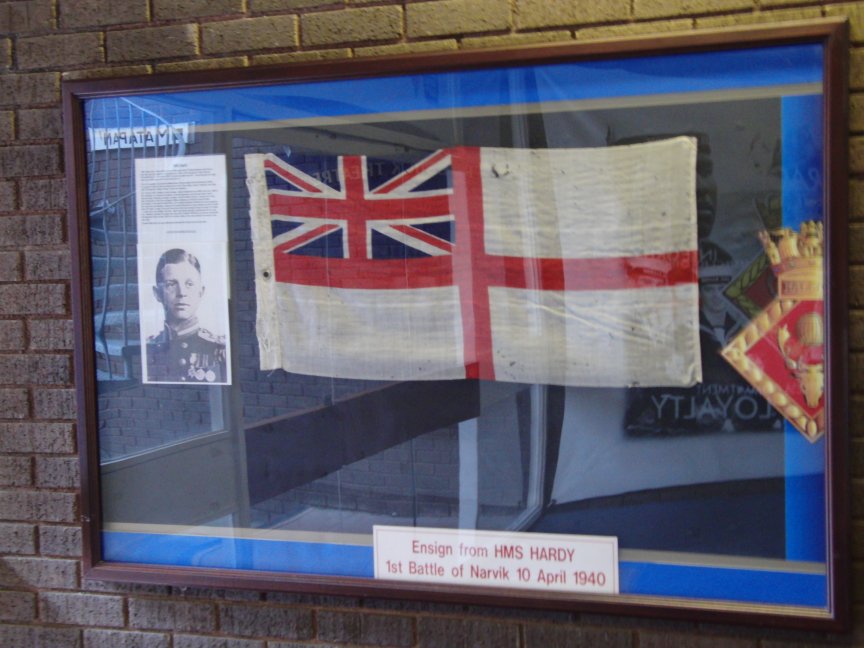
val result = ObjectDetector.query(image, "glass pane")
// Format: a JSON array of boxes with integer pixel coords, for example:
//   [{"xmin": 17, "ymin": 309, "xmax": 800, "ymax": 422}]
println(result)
[{"xmin": 85, "ymin": 42, "xmax": 831, "ymax": 613}]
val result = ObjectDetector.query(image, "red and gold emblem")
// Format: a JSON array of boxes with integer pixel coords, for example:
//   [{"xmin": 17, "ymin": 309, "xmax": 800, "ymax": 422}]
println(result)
[{"xmin": 721, "ymin": 222, "xmax": 824, "ymax": 442}]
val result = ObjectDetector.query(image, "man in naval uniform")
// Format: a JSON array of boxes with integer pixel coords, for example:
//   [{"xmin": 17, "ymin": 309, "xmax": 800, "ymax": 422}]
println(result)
[{"xmin": 145, "ymin": 248, "xmax": 227, "ymax": 383}]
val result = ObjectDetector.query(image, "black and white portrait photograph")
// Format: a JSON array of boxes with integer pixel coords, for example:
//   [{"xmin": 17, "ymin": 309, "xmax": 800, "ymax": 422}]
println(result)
[{"xmin": 139, "ymin": 244, "xmax": 231, "ymax": 385}]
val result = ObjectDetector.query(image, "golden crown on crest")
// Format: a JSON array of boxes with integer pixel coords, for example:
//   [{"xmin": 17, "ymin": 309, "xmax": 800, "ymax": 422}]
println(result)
[
  {"xmin": 757, "ymin": 221, "xmax": 823, "ymax": 301},
  {"xmin": 721, "ymin": 220, "xmax": 826, "ymax": 442}
]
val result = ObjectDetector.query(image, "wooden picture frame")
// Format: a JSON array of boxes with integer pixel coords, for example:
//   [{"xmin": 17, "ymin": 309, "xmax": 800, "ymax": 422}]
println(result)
[{"xmin": 63, "ymin": 19, "xmax": 850, "ymax": 630}]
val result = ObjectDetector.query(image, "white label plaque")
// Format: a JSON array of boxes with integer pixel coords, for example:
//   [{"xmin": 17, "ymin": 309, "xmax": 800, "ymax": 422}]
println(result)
[
  {"xmin": 135, "ymin": 155, "xmax": 227, "ymax": 244},
  {"xmin": 373, "ymin": 526, "xmax": 618, "ymax": 594}
]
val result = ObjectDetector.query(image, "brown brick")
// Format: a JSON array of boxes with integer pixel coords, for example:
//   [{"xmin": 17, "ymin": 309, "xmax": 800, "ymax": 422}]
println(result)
[
  {"xmin": 408, "ymin": 0, "xmax": 509, "ymax": 38},
  {"xmin": 695, "ymin": 7, "xmax": 822, "ymax": 29},
  {"xmin": 18, "ymin": 108, "xmax": 63, "ymax": 141},
  {"xmin": 33, "ymin": 388, "xmax": 76, "ymax": 419},
  {"xmin": 635, "ymin": 0, "xmax": 751, "ymax": 20},
  {"xmin": 0, "ymin": 523, "xmax": 36, "ymax": 554},
  {"xmin": 0, "ymin": 388, "xmax": 29, "ymax": 418},
  {"xmin": 318, "ymin": 610, "xmax": 414, "ymax": 646},
  {"xmin": 524, "ymin": 623, "xmax": 632, "ymax": 648},
  {"xmin": 516, "ymin": 0, "xmax": 629, "ymax": 30},
  {"xmin": 0, "ymin": 490, "xmax": 76, "ymax": 523},
  {"xmin": 35, "ymin": 456, "xmax": 79, "ymax": 488},
  {"xmin": 219, "ymin": 603, "xmax": 314, "ymax": 639},
  {"xmin": 639, "ymin": 633, "xmax": 757, "ymax": 648},
  {"xmin": 0, "ymin": 1, "xmax": 53, "ymax": 35},
  {"xmin": 855, "ymin": 478, "xmax": 864, "ymax": 517},
  {"xmin": 462, "ymin": 31, "xmax": 571, "ymax": 50},
  {"xmin": 84, "ymin": 581, "xmax": 171, "ymax": 596},
  {"xmin": 0, "ymin": 73, "xmax": 58, "ymax": 107},
  {"xmin": 129, "ymin": 598, "xmax": 216, "ymax": 632},
  {"xmin": 107, "ymin": 25, "xmax": 199, "ymax": 63},
  {"xmin": 0, "ymin": 284, "xmax": 66, "ymax": 315},
  {"xmin": 6, "ymin": 427, "xmax": 67, "ymax": 457},
  {"xmin": 39, "ymin": 525, "xmax": 82, "ymax": 557},
  {"xmin": 0, "ymin": 624, "xmax": 81, "ymax": 648},
  {"xmin": 155, "ymin": 0, "xmax": 244, "ymax": 20},
  {"xmin": 853, "ymin": 357, "xmax": 864, "ymax": 398},
  {"xmin": 0, "ymin": 590, "xmax": 36, "ymax": 622},
  {"xmin": 302, "ymin": 6, "xmax": 402, "ymax": 47},
  {"xmin": 853, "ymin": 266, "xmax": 864, "ymax": 308},
  {"xmin": 853, "ymin": 396, "xmax": 864, "ymax": 436},
  {"xmin": 0, "ymin": 354, "xmax": 70, "ymax": 385},
  {"xmin": 417, "ymin": 617, "xmax": 519, "ymax": 648},
  {"xmin": 852, "ymin": 49, "xmax": 864, "ymax": 92},
  {"xmin": 854, "ymin": 438, "xmax": 864, "ymax": 478},
  {"xmin": 853, "ymin": 178, "xmax": 864, "ymax": 218},
  {"xmin": 762, "ymin": 637, "xmax": 859, "ymax": 648},
  {"xmin": 156, "ymin": 56, "xmax": 247, "ymax": 73},
  {"xmin": 0, "ymin": 180, "xmax": 15, "ymax": 211},
  {"xmin": 579, "ymin": 18, "xmax": 693, "ymax": 40},
  {"xmin": 0, "ymin": 214, "xmax": 65, "ymax": 247},
  {"xmin": 20, "ymin": 178, "xmax": 65, "ymax": 211},
  {"xmin": 41, "ymin": 592, "xmax": 124, "ymax": 627},
  {"xmin": 84, "ymin": 629, "xmax": 170, "ymax": 648},
  {"xmin": 0, "ymin": 320, "xmax": 25, "ymax": 351},
  {"xmin": 24, "ymin": 250, "xmax": 71, "ymax": 280},
  {"xmin": 59, "ymin": 0, "xmax": 148, "ymax": 29},
  {"xmin": 0, "ymin": 557, "xmax": 78, "ymax": 590},
  {"xmin": 202, "ymin": 16, "xmax": 298, "ymax": 55},
  {"xmin": 853, "ymin": 419, "xmax": 864, "ymax": 442},
  {"xmin": 827, "ymin": 3, "xmax": 864, "ymax": 44},
  {"xmin": 174, "ymin": 635, "xmax": 264, "ymax": 648},
  {"xmin": 355, "ymin": 40, "xmax": 458, "ymax": 57},
  {"xmin": 759, "ymin": 0, "xmax": 814, "ymax": 5},
  {"xmin": 252, "ymin": 0, "xmax": 340, "ymax": 9},
  {"xmin": 854, "ymin": 520, "xmax": 864, "ymax": 559},
  {"xmin": 252, "ymin": 49, "xmax": 351, "ymax": 65},
  {"xmin": 62, "ymin": 65, "xmax": 152, "ymax": 81},
  {"xmin": 0, "ymin": 251, "xmax": 22, "ymax": 281},
  {"xmin": 0, "ymin": 111, "xmax": 11, "ymax": 143},
  {"xmin": 853, "ymin": 310, "xmax": 864, "ymax": 351},
  {"xmin": 0, "ymin": 456, "xmax": 31, "ymax": 486},
  {"xmin": 853, "ymin": 224, "xmax": 864, "ymax": 263},
  {"xmin": 29, "ymin": 319, "xmax": 74, "ymax": 351},
  {"xmin": 0, "ymin": 144, "xmax": 60, "ymax": 178},
  {"xmin": 266, "ymin": 591, "xmax": 359, "ymax": 607},
  {"xmin": 853, "ymin": 136, "xmax": 864, "ymax": 175},
  {"xmin": 0, "ymin": 422, "xmax": 75, "ymax": 453},
  {"xmin": 18, "ymin": 33, "xmax": 103, "ymax": 70},
  {"xmin": 169, "ymin": 587, "xmax": 261, "ymax": 601}
]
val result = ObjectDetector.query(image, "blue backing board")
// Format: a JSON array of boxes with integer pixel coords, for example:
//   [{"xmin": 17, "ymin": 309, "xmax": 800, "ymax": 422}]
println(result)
[
  {"xmin": 781, "ymin": 94, "xmax": 828, "ymax": 563},
  {"xmin": 103, "ymin": 531, "xmax": 826, "ymax": 607},
  {"xmin": 85, "ymin": 44, "xmax": 822, "ymax": 129},
  {"xmin": 94, "ymin": 42, "xmax": 829, "ymax": 608}
]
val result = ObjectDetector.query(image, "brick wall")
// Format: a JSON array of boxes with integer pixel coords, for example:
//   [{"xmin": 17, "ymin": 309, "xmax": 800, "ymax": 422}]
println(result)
[{"xmin": 1, "ymin": 0, "xmax": 863, "ymax": 646}]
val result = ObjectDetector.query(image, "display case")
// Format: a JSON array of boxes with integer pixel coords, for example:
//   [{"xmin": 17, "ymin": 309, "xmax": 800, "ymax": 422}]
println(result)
[{"xmin": 64, "ymin": 19, "xmax": 850, "ymax": 629}]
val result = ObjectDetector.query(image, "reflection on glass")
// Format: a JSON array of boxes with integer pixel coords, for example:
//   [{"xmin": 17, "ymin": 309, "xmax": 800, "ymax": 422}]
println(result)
[{"xmin": 86, "ymin": 53, "xmax": 829, "ymax": 612}]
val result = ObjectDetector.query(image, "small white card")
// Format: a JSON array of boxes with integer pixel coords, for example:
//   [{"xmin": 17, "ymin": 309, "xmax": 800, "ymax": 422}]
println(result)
[
  {"xmin": 135, "ymin": 154, "xmax": 227, "ymax": 244},
  {"xmin": 373, "ymin": 525, "xmax": 618, "ymax": 594},
  {"xmin": 134, "ymin": 155, "xmax": 232, "ymax": 385}
]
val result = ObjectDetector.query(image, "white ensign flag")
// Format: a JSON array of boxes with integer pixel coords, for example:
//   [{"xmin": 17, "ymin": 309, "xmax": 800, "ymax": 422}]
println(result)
[{"xmin": 246, "ymin": 137, "xmax": 701, "ymax": 387}]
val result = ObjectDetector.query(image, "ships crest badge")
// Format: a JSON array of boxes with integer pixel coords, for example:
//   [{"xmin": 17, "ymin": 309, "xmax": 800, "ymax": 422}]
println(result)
[{"xmin": 721, "ymin": 222, "xmax": 825, "ymax": 442}]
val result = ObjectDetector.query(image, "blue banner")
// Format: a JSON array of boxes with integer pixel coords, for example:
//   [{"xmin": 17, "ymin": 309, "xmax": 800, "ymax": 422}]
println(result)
[
  {"xmin": 86, "ymin": 44, "xmax": 823, "ymax": 129},
  {"xmin": 104, "ymin": 530, "xmax": 826, "ymax": 607}
]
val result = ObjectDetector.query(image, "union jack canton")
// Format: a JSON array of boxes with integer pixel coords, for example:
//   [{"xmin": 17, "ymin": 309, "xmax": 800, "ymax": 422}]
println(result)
[
  {"xmin": 263, "ymin": 150, "xmax": 455, "ymax": 267},
  {"xmin": 246, "ymin": 140, "xmax": 702, "ymax": 387}
]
